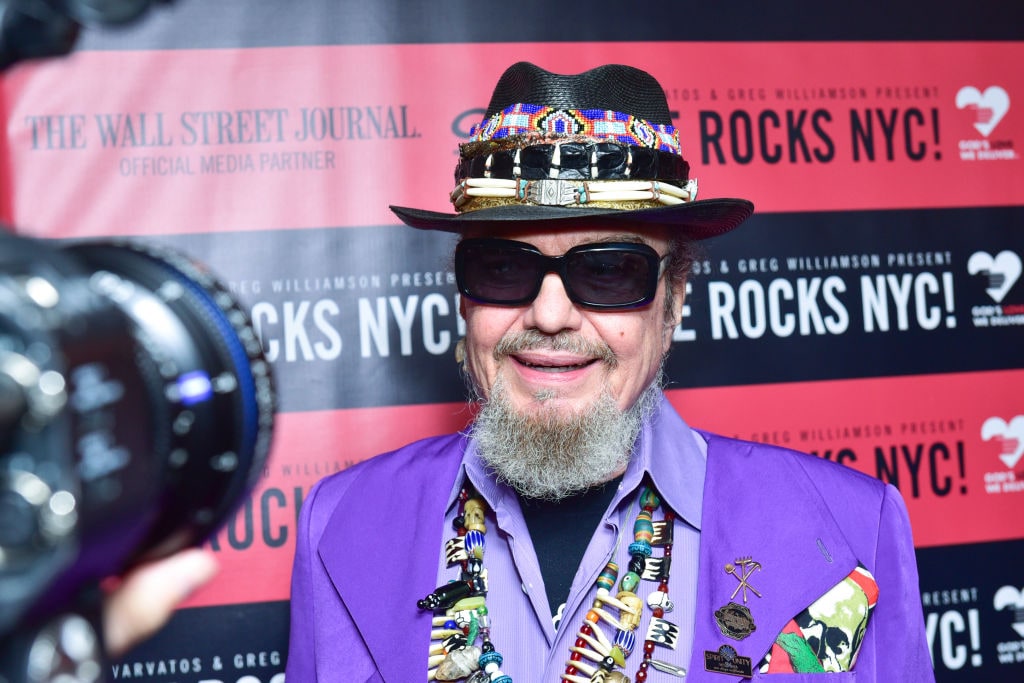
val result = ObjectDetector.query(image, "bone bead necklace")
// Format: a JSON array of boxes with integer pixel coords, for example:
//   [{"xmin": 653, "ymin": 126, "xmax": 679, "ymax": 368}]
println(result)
[{"xmin": 418, "ymin": 485, "xmax": 679, "ymax": 682}]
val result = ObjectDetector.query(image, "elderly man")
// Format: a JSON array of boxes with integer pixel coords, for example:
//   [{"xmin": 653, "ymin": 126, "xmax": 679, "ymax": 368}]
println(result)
[{"xmin": 286, "ymin": 63, "xmax": 933, "ymax": 682}]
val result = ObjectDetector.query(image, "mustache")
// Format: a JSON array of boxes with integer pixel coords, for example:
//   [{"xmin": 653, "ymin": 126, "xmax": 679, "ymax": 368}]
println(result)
[{"xmin": 492, "ymin": 330, "xmax": 617, "ymax": 366}]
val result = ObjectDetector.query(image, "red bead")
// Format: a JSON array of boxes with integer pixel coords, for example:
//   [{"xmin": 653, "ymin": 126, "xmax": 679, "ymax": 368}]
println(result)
[
  {"xmin": 644, "ymin": 641, "xmax": 656, "ymax": 654},
  {"xmin": 636, "ymin": 669, "xmax": 647, "ymax": 682},
  {"xmin": 665, "ymin": 511, "xmax": 676, "ymax": 521},
  {"xmin": 658, "ymin": 582, "xmax": 669, "ymax": 592},
  {"xmin": 581, "ymin": 624, "xmax": 593, "ymax": 635},
  {"xmin": 653, "ymin": 608, "xmax": 664, "ymax": 618},
  {"xmin": 663, "ymin": 546, "xmax": 672, "ymax": 557},
  {"xmin": 565, "ymin": 666, "xmax": 577, "ymax": 675},
  {"xmin": 575, "ymin": 637, "xmax": 587, "ymax": 648}
]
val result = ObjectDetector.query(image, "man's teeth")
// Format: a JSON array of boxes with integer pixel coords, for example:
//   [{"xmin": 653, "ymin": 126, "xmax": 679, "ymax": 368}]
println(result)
[{"xmin": 522, "ymin": 360, "xmax": 591, "ymax": 371}]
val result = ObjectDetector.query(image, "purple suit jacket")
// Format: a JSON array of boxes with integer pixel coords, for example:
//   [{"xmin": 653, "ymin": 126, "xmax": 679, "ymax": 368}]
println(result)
[{"xmin": 286, "ymin": 408, "xmax": 933, "ymax": 682}]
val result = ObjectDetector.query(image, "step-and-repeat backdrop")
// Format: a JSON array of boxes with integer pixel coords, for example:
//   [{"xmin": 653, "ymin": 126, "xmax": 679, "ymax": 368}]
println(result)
[{"xmin": 2, "ymin": 2, "xmax": 1021, "ymax": 681}]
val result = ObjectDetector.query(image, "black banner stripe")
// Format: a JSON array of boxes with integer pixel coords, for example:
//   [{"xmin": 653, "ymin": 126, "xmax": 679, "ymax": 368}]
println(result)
[
  {"xmin": 74, "ymin": 0, "xmax": 1024, "ymax": 52},
  {"xmin": 917, "ymin": 539, "xmax": 1024, "ymax": 679},
  {"xmin": 112, "ymin": 601, "xmax": 289, "ymax": 682},
  {"xmin": 126, "ymin": 205, "xmax": 1024, "ymax": 412}
]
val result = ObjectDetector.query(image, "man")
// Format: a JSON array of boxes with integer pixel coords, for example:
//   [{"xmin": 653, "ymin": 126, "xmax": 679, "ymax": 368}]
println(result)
[{"xmin": 286, "ymin": 62, "xmax": 933, "ymax": 681}]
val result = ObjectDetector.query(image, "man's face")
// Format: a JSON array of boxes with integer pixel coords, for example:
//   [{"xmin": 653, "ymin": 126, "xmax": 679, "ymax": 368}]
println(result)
[{"xmin": 459, "ymin": 226, "xmax": 684, "ymax": 418}]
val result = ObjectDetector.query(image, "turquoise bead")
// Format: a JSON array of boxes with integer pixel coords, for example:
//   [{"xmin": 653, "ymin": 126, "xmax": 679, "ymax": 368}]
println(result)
[
  {"xmin": 479, "ymin": 650, "xmax": 503, "ymax": 667},
  {"xmin": 640, "ymin": 488, "xmax": 661, "ymax": 510},
  {"xmin": 628, "ymin": 540, "xmax": 653, "ymax": 557}
]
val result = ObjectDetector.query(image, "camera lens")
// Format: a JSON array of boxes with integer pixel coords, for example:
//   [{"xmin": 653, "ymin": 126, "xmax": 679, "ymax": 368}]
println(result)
[
  {"xmin": 65, "ymin": 240, "xmax": 276, "ymax": 557},
  {"xmin": 0, "ymin": 234, "xmax": 275, "ymax": 634}
]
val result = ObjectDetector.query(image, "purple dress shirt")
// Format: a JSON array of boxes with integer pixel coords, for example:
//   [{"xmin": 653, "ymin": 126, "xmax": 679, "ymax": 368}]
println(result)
[{"xmin": 286, "ymin": 395, "xmax": 934, "ymax": 682}]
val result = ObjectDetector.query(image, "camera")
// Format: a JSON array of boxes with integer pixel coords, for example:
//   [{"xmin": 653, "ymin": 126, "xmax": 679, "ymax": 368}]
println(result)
[{"xmin": 0, "ymin": 232, "xmax": 276, "ymax": 682}]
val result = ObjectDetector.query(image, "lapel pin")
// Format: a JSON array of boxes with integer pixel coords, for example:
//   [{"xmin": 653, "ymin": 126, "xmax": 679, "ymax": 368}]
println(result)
[
  {"xmin": 714, "ymin": 602, "xmax": 757, "ymax": 640},
  {"xmin": 724, "ymin": 556, "xmax": 762, "ymax": 603}
]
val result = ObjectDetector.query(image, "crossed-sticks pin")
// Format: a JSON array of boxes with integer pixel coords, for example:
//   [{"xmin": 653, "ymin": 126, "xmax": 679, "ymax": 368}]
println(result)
[{"xmin": 724, "ymin": 556, "xmax": 762, "ymax": 603}]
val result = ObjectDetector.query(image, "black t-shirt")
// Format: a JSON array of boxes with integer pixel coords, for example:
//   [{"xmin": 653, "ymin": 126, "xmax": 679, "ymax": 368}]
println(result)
[{"xmin": 519, "ymin": 477, "xmax": 622, "ymax": 627}]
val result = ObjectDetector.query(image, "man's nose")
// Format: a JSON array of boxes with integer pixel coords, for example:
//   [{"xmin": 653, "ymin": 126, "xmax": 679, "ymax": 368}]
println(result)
[{"xmin": 521, "ymin": 272, "xmax": 583, "ymax": 333}]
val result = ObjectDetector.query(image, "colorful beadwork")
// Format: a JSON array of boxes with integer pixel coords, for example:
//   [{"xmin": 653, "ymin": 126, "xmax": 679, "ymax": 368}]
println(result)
[
  {"xmin": 596, "ymin": 563, "xmax": 619, "ymax": 592},
  {"xmin": 421, "ymin": 487, "xmax": 512, "ymax": 682},
  {"xmin": 469, "ymin": 104, "xmax": 681, "ymax": 155},
  {"xmin": 561, "ymin": 485, "xmax": 679, "ymax": 683},
  {"xmin": 424, "ymin": 485, "xmax": 681, "ymax": 681}
]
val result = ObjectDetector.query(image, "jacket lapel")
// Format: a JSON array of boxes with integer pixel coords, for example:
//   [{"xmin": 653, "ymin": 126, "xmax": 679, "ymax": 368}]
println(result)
[
  {"xmin": 689, "ymin": 433, "xmax": 859, "ymax": 680},
  {"xmin": 317, "ymin": 436, "xmax": 465, "ymax": 682}
]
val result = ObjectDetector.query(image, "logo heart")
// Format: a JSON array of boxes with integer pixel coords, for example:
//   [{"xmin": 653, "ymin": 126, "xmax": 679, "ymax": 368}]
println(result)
[
  {"xmin": 955, "ymin": 86, "xmax": 1011, "ymax": 137},
  {"xmin": 993, "ymin": 586, "xmax": 1024, "ymax": 638},
  {"xmin": 981, "ymin": 416, "xmax": 1024, "ymax": 469},
  {"xmin": 967, "ymin": 251, "xmax": 1022, "ymax": 303}
]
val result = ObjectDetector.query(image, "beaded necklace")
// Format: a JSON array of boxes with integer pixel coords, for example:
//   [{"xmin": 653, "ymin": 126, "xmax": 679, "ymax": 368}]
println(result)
[
  {"xmin": 420, "ymin": 486, "xmax": 511, "ymax": 683},
  {"xmin": 419, "ymin": 484, "xmax": 678, "ymax": 682},
  {"xmin": 561, "ymin": 487, "xmax": 678, "ymax": 682}
]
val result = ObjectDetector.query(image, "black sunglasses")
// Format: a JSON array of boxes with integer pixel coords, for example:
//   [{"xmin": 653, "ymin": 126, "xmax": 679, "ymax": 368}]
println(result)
[{"xmin": 455, "ymin": 238, "xmax": 669, "ymax": 310}]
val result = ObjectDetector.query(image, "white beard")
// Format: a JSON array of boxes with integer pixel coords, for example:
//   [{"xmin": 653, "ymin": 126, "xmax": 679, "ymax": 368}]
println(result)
[{"xmin": 469, "ymin": 373, "xmax": 663, "ymax": 500}]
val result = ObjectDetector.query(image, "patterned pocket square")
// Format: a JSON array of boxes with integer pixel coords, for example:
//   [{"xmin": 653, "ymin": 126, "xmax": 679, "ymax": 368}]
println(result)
[{"xmin": 759, "ymin": 564, "xmax": 878, "ymax": 673}]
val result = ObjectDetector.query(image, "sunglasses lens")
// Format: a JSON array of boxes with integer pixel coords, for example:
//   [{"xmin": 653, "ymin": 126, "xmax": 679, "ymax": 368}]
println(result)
[
  {"xmin": 457, "ymin": 241, "xmax": 541, "ymax": 304},
  {"xmin": 456, "ymin": 240, "xmax": 661, "ymax": 308},
  {"xmin": 567, "ymin": 249, "xmax": 655, "ymax": 306}
]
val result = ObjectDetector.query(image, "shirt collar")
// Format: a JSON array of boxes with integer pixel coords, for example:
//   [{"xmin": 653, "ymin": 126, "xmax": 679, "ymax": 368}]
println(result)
[
  {"xmin": 445, "ymin": 438, "xmax": 517, "ymax": 515},
  {"xmin": 622, "ymin": 393, "xmax": 706, "ymax": 531}
]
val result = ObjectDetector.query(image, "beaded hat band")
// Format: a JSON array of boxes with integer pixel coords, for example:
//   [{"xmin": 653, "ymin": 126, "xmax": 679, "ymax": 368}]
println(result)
[
  {"xmin": 389, "ymin": 62, "xmax": 753, "ymax": 238},
  {"xmin": 467, "ymin": 104, "xmax": 681, "ymax": 154}
]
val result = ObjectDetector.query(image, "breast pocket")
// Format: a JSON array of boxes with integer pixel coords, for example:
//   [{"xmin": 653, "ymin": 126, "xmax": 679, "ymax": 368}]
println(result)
[{"xmin": 757, "ymin": 674, "xmax": 856, "ymax": 681}]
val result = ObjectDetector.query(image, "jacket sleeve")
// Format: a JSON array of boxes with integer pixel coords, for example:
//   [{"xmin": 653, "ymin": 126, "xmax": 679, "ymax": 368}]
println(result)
[
  {"xmin": 284, "ymin": 477, "xmax": 323, "ymax": 681},
  {"xmin": 284, "ymin": 476, "xmax": 382, "ymax": 682},
  {"xmin": 856, "ymin": 483, "xmax": 935, "ymax": 682}
]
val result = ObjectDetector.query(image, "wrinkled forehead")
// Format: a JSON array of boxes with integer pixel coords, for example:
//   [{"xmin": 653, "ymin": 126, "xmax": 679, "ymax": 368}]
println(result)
[{"xmin": 458, "ymin": 224, "xmax": 672, "ymax": 254}]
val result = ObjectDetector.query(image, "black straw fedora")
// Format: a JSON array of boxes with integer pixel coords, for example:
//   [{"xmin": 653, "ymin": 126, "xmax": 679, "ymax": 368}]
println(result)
[{"xmin": 390, "ymin": 62, "xmax": 753, "ymax": 239}]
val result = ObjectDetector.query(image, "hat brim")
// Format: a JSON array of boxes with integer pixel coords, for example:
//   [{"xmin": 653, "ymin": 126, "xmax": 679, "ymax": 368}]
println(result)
[{"xmin": 389, "ymin": 198, "xmax": 754, "ymax": 240}]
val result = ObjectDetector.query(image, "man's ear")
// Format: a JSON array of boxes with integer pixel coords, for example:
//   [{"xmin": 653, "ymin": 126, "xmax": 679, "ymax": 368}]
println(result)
[
  {"xmin": 672, "ymin": 279, "xmax": 687, "ymax": 326},
  {"xmin": 664, "ymin": 278, "xmax": 687, "ymax": 349}
]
